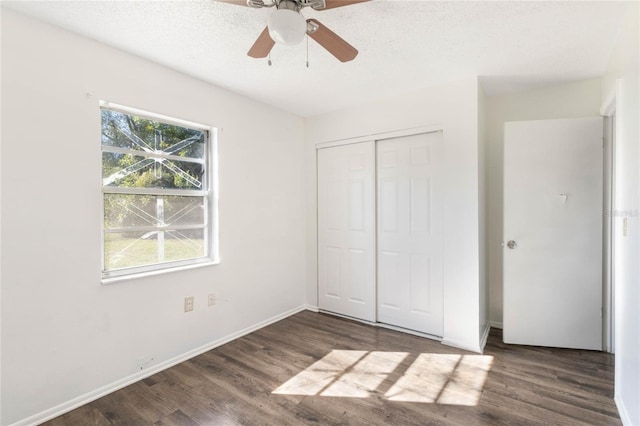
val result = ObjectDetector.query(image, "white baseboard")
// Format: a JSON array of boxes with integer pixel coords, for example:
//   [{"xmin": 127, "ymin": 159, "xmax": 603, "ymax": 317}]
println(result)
[
  {"xmin": 11, "ymin": 305, "xmax": 308, "ymax": 426},
  {"xmin": 479, "ymin": 322, "xmax": 491, "ymax": 353},
  {"xmin": 615, "ymin": 394, "xmax": 633, "ymax": 426},
  {"xmin": 304, "ymin": 304, "xmax": 319, "ymax": 312},
  {"xmin": 489, "ymin": 321, "xmax": 503, "ymax": 329},
  {"xmin": 440, "ymin": 337, "xmax": 482, "ymax": 354}
]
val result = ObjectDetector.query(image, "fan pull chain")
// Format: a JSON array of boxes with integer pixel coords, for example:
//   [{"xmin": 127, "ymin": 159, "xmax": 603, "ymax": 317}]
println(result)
[
  {"xmin": 268, "ymin": 52, "xmax": 272, "ymax": 66},
  {"xmin": 306, "ymin": 35, "xmax": 309, "ymax": 68}
]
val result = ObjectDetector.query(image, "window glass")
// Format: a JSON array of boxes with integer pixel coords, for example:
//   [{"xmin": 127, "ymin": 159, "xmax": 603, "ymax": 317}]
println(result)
[{"xmin": 101, "ymin": 105, "xmax": 216, "ymax": 279}]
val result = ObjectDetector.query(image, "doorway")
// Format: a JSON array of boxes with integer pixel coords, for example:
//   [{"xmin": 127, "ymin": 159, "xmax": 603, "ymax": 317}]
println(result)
[{"xmin": 603, "ymin": 112, "xmax": 617, "ymax": 353}]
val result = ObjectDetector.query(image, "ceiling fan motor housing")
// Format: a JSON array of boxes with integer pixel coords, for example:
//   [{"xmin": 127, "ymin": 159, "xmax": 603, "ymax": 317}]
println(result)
[
  {"xmin": 246, "ymin": 0, "xmax": 328, "ymax": 10},
  {"xmin": 277, "ymin": 0, "xmax": 302, "ymax": 11}
]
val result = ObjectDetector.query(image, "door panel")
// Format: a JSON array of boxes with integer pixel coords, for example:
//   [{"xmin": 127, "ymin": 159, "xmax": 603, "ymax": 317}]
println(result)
[
  {"xmin": 409, "ymin": 254, "xmax": 430, "ymax": 313},
  {"xmin": 318, "ymin": 142, "xmax": 376, "ymax": 321},
  {"xmin": 503, "ymin": 117, "xmax": 603, "ymax": 350},
  {"xmin": 377, "ymin": 132, "xmax": 444, "ymax": 336},
  {"xmin": 379, "ymin": 250, "xmax": 401, "ymax": 309}
]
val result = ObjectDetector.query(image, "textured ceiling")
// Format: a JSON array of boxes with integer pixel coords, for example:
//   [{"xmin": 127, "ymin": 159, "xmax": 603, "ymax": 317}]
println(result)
[{"xmin": 2, "ymin": 0, "xmax": 632, "ymax": 117}]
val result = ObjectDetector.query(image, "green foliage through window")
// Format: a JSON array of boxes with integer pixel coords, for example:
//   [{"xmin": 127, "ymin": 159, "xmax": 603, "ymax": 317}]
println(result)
[{"xmin": 101, "ymin": 106, "xmax": 212, "ymax": 277}]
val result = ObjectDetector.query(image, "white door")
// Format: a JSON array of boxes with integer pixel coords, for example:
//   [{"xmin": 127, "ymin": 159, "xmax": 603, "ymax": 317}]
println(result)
[
  {"xmin": 377, "ymin": 132, "xmax": 444, "ymax": 336},
  {"xmin": 503, "ymin": 117, "xmax": 603, "ymax": 350},
  {"xmin": 317, "ymin": 142, "xmax": 376, "ymax": 321}
]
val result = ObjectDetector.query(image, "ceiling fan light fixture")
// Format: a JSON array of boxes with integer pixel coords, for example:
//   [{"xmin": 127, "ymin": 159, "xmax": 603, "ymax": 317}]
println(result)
[{"xmin": 267, "ymin": 8, "xmax": 307, "ymax": 46}]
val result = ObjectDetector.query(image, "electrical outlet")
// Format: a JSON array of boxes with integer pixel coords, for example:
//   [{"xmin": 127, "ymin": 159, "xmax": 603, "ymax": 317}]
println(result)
[
  {"xmin": 184, "ymin": 296, "xmax": 194, "ymax": 312},
  {"xmin": 208, "ymin": 293, "xmax": 216, "ymax": 306}
]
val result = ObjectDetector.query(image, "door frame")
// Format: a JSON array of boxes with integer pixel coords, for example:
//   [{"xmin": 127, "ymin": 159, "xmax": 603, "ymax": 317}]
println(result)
[{"xmin": 600, "ymin": 79, "xmax": 622, "ymax": 354}]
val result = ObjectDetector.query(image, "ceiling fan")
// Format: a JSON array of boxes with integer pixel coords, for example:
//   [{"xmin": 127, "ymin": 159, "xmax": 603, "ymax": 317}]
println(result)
[{"xmin": 217, "ymin": 0, "xmax": 370, "ymax": 62}]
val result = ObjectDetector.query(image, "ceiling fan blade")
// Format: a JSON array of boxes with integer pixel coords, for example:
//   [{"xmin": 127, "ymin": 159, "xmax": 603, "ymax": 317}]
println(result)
[
  {"xmin": 215, "ymin": 0, "xmax": 250, "ymax": 6},
  {"xmin": 321, "ymin": 0, "xmax": 370, "ymax": 10},
  {"xmin": 248, "ymin": 27, "xmax": 275, "ymax": 58},
  {"xmin": 306, "ymin": 19, "xmax": 358, "ymax": 62}
]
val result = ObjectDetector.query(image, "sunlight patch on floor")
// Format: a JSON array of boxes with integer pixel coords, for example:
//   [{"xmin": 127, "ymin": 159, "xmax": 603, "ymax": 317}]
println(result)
[
  {"xmin": 273, "ymin": 350, "xmax": 494, "ymax": 406},
  {"xmin": 385, "ymin": 354, "xmax": 493, "ymax": 405},
  {"xmin": 274, "ymin": 350, "xmax": 408, "ymax": 398}
]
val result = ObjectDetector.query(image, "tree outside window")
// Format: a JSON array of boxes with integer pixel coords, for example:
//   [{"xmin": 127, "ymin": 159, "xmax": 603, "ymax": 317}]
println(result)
[{"xmin": 101, "ymin": 105, "xmax": 217, "ymax": 279}]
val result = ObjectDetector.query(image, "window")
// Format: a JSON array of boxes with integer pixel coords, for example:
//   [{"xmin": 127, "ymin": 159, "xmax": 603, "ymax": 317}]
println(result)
[{"xmin": 101, "ymin": 103, "xmax": 218, "ymax": 280}]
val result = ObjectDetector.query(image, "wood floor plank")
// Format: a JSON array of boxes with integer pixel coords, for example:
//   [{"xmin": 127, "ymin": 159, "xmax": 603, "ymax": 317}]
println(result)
[
  {"xmin": 44, "ymin": 404, "xmax": 112, "ymax": 426},
  {"xmin": 42, "ymin": 311, "xmax": 621, "ymax": 425}
]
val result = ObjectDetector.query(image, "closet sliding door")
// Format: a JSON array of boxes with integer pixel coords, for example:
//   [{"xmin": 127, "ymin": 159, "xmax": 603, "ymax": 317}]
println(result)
[
  {"xmin": 317, "ymin": 141, "xmax": 376, "ymax": 321},
  {"xmin": 316, "ymin": 132, "xmax": 443, "ymax": 335},
  {"xmin": 377, "ymin": 132, "xmax": 444, "ymax": 336}
]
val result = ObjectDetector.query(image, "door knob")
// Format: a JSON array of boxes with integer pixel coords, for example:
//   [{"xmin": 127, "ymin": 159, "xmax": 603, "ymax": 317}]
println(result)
[{"xmin": 506, "ymin": 240, "xmax": 518, "ymax": 249}]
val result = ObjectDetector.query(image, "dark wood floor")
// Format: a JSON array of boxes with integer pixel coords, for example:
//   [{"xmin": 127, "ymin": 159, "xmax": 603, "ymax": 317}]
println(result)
[{"xmin": 44, "ymin": 311, "xmax": 620, "ymax": 425}]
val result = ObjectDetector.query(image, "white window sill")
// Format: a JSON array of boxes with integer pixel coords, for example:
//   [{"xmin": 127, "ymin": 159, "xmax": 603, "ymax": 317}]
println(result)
[{"xmin": 101, "ymin": 259, "xmax": 219, "ymax": 285}]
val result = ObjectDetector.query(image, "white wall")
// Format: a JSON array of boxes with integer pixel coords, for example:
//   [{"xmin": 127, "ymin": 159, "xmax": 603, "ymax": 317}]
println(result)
[
  {"xmin": 305, "ymin": 78, "xmax": 483, "ymax": 352},
  {"xmin": 1, "ymin": 9, "xmax": 306, "ymax": 425},
  {"xmin": 602, "ymin": 3, "xmax": 640, "ymax": 424},
  {"xmin": 484, "ymin": 78, "xmax": 602, "ymax": 326}
]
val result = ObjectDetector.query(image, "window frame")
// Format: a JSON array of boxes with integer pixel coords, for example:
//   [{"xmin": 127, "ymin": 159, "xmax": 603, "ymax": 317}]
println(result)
[{"xmin": 100, "ymin": 102, "xmax": 219, "ymax": 282}]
